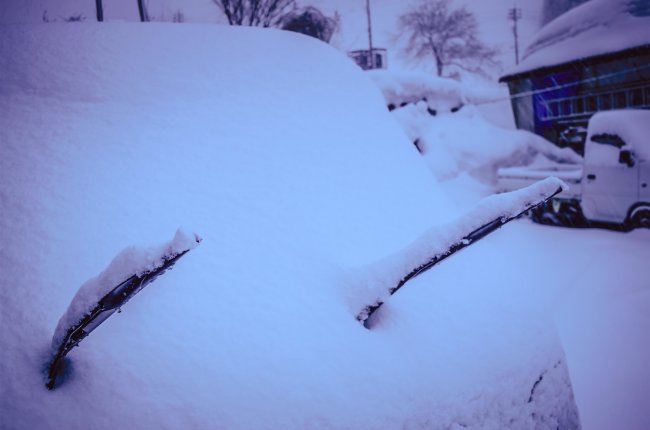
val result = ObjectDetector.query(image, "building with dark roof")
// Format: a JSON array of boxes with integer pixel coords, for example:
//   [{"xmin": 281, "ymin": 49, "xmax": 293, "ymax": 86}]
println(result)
[
  {"xmin": 347, "ymin": 48, "xmax": 387, "ymax": 71},
  {"xmin": 499, "ymin": 0, "xmax": 650, "ymax": 154}
]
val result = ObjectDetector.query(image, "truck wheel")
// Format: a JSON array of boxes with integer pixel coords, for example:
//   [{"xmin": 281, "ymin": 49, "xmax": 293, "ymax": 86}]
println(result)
[{"xmin": 629, "ymin": 207, "xmax": 650, "ymax": 229}]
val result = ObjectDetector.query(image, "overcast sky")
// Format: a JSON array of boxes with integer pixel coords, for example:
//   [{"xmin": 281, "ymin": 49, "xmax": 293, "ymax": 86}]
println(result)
[
  {"xmin": 1, "ymin": 0, "xmax": 546, "ymax": 76},
  {"xmin": 309, "ymin": 0, "xmax": 545, "ymax": 74}
]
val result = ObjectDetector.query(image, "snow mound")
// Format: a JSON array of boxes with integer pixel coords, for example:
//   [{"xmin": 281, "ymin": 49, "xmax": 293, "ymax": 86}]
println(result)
[
  {"xmin": 391, "ymin": 102, "xmax": 582, "ymax": 183},
  {"xmin": 367, "ymin": 69, "xmax": 465, "ymax": 113},
  {"xmin": 51, "ymin": 228, "xmax": 201, "ymax": 357},
  {"xmin": 0, "ymin": 23, "xmax": 580, "ymax": 430},
  {"xmin": 503, "ymin": 0, "xmax": 650, "ymax": 77}
]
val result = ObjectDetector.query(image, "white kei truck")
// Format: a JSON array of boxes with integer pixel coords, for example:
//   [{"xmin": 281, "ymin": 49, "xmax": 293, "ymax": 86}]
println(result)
[{"xmin": 498, "ymin": 109, "xmax": 650, "ymax": 230}]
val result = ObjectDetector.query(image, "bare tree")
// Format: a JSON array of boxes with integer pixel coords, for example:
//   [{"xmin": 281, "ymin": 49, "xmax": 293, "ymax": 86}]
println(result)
[
  {"xmin": 173, "ymin": 10, "xmax": 185, "ymax": 23},
  {"xmin": 280, "ymin": 7, "xmax": 340, "ymax": 43},
  {"xmin": 396, "ymin": 0, "xmax": 498, "ymax": 77},
  {"xmin": 213, "ymin": 0, "xmax": 296, "ymax": 27}
]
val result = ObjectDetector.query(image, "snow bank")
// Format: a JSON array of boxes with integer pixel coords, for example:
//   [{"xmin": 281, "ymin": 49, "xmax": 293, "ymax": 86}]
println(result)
[
  {"xmin": 585, "ymin": 109, "xmax": 650, "ymax": 166},
  {"xmin": 503, "ymin": 0, "xmax": 650, "ymax": 77},
  {"xmin": 367, "ymin": 69, "xmax": 465, "ymax": 113},
  {"xmin": 0, "ymin": 23, "xmax": 579, "ymax": 429},
  {"xmin": 391, "ymin": 102, "xmax": 582, "ymax": 183},
  {"xmin": 51, "ymin": 228, "xmax": 201, "ymax": 358}
]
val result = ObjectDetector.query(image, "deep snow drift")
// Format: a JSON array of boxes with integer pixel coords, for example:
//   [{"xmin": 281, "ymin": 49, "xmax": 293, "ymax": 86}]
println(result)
[
  {"xmin": 365, "ymin": 70, "xmax": 582, "ymax": 185},
  {"xmin": 389, "ymin": 100, "xmax": 582, "ymax": 183},
  {"xmin": 0, "ymin": 23, "xmax": 579, "ymax": 429}
]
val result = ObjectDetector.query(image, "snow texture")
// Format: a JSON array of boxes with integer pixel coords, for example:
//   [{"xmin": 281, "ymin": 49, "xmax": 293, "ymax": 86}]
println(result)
[
  {"xmin": 499, "ymin": 154, "xmax": 583, "ymax": 181},
  {"xmin": 367, "ymin": 69, "xmax": 465, "ymax": 113},
  {"xmin": 503, "ymin": 0, "xmax": 650, "ymax": 77},
  {"xmin": 481, "ymin": 217, "xmax": 650, "ymax": 430},
  {"xmin": 389, "ymin": 101, "xmax": 582, "ymax": 183},
  {"xmin": 349, "ymin": 177, "xmax": 566, "ymax": 322},
  {"xmin": 585, "ymin": 109, "xmax": 650, "ymax": 166},
  {"xmin": 50, "ymin": 228, "xmax": 200, "ymax": 358},
  {"xmin": 497, "ymin": 154, "xmax": 583, "ymax": 199},
  {"xmin": 0, "ymin": 23, "xmax": 581, "ymax": 430}
]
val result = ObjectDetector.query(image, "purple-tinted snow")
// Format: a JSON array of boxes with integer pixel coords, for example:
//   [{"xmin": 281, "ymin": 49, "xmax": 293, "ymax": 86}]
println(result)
[
  {"xmin": 50, "ymin": 228, "xmax": 200, "ymax": 357},
  {"xmin": 1, "ymin": 22, "xmax": 581, "ymax": 430},
  {"xmin": 502, "ymin": 0, "xmax": 650, "ymax": 77},
  {"xmin": 349, "ymin": 177, "xmax": 566, "ymax": 321}
]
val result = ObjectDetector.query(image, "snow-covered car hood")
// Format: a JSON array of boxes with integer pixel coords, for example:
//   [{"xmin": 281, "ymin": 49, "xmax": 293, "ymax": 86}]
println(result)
[{"xmin": 0, "ymin": 23, "xmax": 579, "ymax": 430}]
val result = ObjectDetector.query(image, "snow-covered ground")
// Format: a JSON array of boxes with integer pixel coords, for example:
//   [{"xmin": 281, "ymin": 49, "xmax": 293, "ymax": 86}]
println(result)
[
  {"xmin": 440, "ymin": 175, "xmax": 650, "ymax": 430},
  {"xmin": 1, "ymin": 22, "xmax": 647, "ymax": 430},
  {"xmin": 494, "ymin": 219, "xmax": 650, "ymax": 430}
]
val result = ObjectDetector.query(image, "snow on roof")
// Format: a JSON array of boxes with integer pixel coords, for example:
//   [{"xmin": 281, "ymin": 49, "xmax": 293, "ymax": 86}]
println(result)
[{"xmin": 502, "ymin": 0, "xmax": 650, "ymax": 79}]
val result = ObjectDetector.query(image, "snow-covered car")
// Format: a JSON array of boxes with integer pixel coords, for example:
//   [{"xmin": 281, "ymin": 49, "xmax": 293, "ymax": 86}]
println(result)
[
  {"xmin": 366, "ymin": 69, "xmax": 465, "ymax": 114},
  {"xmin": 1, "ymin": 23, "xmax": 579, "ymax": 430},
  {"xmin": 498, "ymin": 109, "xmax": 650, "ymax": 229},
  {"xmin": 557, "ymin": 126, "xmax": 588, "ymax": 155}
]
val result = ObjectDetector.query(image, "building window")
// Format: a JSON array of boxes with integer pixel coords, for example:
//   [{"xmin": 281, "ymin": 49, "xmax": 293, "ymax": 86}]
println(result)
[
  {"xmin": 599, "ymin": 93, "xmax": 612, "ymax": 110},
  {"xmin": 586, "ymin": 96, "xmax": 598, "ymax": 112},
  {"xmin": 629, "ymin": 88, "xmax": 643, "ymax": 106},
  {"xmin": 347, "ymin": 48, "xmax": 388, "ymax": 71},
  {"xmin": 573, "ymin": 97, "xmax": 584, "ymax": 114},
  {"xmin": 561, "ymin": 99, "xmax": 572, "ymax": 116},
  {"xmin": 537, "ymin": 85, "xmax": 649, "ymax": 121},
  {"xmin": 613, "ymin": 91, "xmax": 627, "ymax": 109}
]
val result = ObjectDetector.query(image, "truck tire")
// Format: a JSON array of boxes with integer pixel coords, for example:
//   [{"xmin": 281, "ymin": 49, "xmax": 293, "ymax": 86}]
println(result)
[{"xmin": 630, "ymin": 208, "xmax": 650, "ymax": 229}]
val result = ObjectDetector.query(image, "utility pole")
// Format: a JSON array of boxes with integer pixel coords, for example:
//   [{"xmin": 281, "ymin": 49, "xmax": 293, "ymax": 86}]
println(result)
[
  {"xmin": 507, "ymin": 5, "xmax": 522, "ymax": 65},
  {"xmin": 137, "ymin": 0, "xmax": 149, "ymax": 22},
  {"xmin": 96, "ymin": 0, "xmax": 103, "ymax": 21},
  {"xmin": 366, "ymin": 0, "xmax": 374, "ymax": 69}
]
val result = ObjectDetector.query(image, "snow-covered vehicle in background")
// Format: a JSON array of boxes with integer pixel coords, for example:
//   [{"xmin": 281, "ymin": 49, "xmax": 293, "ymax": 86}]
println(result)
[
  {"xmin": 557, "ymin": 126, "xmax": 588, "ymax": 156},
  {"xmin": 367, "ymin": 70, "xmax": 583, "ymax": 184},
  {"xmin": 366, "ymin": 69, "xmax": 465, "ymax": 115},
  {"xmin": 498, "ymin": 109, "xmax": 650, "ymax": 229}
]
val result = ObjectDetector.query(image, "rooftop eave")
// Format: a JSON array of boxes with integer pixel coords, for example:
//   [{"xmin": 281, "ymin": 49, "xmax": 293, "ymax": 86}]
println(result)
[{"xmin": 498, "ymin": 44, "xmax": 650, "ymax": 83}]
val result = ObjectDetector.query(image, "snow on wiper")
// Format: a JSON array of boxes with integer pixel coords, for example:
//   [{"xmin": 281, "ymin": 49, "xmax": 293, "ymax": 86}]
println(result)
[
  {"xmin": 46, "ymin": 228, "xmax": 202, "ymax": 390},
  {"xmin": 354, "ymin": 177, "xmax": 566, "ymax": 328}
]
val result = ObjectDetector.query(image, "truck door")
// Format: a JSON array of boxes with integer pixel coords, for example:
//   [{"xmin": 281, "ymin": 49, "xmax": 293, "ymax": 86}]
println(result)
[
  {"xmin": 639, "ymin": 153, "xmax": 650, "ymax": 202},
  {"xmin": 582, "ymin": 134, "xmax": 638, "ymax": 223}
]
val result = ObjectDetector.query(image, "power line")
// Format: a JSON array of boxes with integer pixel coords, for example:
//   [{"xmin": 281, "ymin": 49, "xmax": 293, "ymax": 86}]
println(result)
[{"xmin": 474, "ymin": 64, "xmax": 650, "ymax": 105}]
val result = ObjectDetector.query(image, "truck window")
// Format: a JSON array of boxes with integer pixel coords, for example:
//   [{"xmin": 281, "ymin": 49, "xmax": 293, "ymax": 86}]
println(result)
[{"xmin": 590, "ymin": 134, "xmax": 625, "ymax": 148}]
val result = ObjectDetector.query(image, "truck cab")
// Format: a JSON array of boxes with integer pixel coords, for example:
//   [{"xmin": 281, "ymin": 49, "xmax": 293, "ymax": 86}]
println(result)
[
  {"xmin": 580, "ymin": 110, "xmax": 650, "ymax": 228},
  {"xmin": 497, "ymin": 109, "xmax": 650, "ymax": 229}
]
